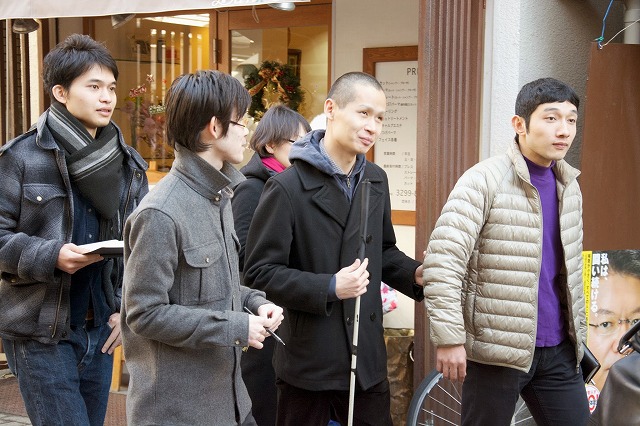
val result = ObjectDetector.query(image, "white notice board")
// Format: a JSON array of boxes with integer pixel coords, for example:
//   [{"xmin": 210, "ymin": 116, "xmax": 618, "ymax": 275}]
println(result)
[
  {"xmin": 375, "ymin": 61, "xmax": 418, "ymax": 213},
  {"xmin": 363, "ymin": 46, "xmax": 418, "ymax": 225}
]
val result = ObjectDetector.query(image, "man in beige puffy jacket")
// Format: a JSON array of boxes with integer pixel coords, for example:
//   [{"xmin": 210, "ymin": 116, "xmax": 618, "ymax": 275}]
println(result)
[{"xmin": 423, "ymin": 78, "xmax": 589, "ymax": 425}]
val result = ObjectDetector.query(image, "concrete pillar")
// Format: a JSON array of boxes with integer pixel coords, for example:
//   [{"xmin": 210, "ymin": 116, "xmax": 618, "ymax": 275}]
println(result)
[{"xmin": 624, "ymin": 0, "xmax": 640, "ymax": 44}]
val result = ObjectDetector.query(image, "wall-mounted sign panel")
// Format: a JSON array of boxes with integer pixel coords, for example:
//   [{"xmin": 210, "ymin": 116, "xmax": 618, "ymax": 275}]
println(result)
[{"xmin": 363, "ymin": 46, "xmax": 418, "ymax": 226}]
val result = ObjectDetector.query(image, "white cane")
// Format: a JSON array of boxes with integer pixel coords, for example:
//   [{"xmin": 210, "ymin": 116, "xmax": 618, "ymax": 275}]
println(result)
[{"xmin": 348, "ymin": 180, "xmax": 370, "ymax": 426}]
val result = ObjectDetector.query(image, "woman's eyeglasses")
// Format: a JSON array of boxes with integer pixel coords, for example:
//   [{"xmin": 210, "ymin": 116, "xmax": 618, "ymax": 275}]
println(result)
[{"xmin": 288, "ymin": 134, "xmax": 306, "ymax": 144}]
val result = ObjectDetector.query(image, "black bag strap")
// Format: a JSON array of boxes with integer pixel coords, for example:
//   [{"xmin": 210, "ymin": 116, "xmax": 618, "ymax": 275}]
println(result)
[{"xmin": 617, "ymin": 320, "xmax": 640, "ymax": 354}]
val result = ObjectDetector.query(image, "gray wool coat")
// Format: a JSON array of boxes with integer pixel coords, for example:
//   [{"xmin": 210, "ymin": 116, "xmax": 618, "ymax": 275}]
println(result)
[{"xmin": 122, "ymin": 147, "xmax": 269, "ymax": 426}]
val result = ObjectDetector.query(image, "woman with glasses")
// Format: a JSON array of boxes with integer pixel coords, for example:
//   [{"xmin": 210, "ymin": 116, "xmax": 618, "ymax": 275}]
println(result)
[
  {"xmin": 232, "ymin": 104, "xmax": 310, "ymax": 426},
  {"xmin": 233, "ymin": 105, "xmax": 311, "ymax": 269},
  {"xmin": 587, "ymin": 249, "xmax": 640, "ymax": 391}
]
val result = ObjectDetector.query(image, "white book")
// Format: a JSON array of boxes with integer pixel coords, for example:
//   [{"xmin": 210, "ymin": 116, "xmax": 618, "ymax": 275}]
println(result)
[{"xmin": 79, "ymin": 240, "xmax": 124, "ymax": 257}]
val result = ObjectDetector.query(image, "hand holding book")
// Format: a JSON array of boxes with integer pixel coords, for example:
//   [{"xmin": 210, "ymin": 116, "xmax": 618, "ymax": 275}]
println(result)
[{"xmin": 78, "ymin": 240, "xmax": 124, "ymax": 257}]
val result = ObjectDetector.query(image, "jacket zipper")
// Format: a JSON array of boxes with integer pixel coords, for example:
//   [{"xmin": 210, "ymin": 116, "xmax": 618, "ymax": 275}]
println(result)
[
  {"xmin": 556, "ymin": 184, "xmax": 582, "ymax": 372},
  {"xmin": 120, "ymin": 169, "xmax": 138, "ymax": 239},
  {"xmin": 52, "ymin": 148, "xmax": 74, "ymax": 339}
]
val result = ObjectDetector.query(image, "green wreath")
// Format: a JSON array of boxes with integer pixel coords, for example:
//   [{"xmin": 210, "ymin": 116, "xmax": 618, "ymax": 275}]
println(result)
[{"xmin": 245, "ymin": 60, "xmax": 303, "ymax": 121}]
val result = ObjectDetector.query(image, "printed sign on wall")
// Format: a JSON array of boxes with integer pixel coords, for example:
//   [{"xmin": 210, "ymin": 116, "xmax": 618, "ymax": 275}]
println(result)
[{"xmin": 375, "ymin": 61, "xmax": 418, "ymax": 213}]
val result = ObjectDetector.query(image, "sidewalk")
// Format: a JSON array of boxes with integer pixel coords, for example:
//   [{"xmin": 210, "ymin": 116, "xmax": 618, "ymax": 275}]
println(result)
[
  {"xmin": 0, "ymin": 413, "xmax": 30, "ymax": 426},
  {"xmin": 0, "ymin": 370, "xmax": 31, "ymax": 425},
  {"xmin": 0, "ymin": 369, "xmax": 127, "ymax": 425}
]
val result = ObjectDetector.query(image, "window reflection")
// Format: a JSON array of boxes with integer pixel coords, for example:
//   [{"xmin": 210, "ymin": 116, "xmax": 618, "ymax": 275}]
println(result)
[
  {"xmin": 93, "ymin": 13, "xmax": 329, "ymax": 178},
  {"xmin": 231, "ymin": 26, "xmax": 328, "ymax": 124},
  {"xmin": 95, "ymin": 14, "xmax": 211, "ymax": 173}
]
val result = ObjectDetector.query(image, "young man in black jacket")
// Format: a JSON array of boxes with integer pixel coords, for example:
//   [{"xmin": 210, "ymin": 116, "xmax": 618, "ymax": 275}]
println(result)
[{"xmin": 0, "ymin": 34, "xmax": 148, "ymax": 425}]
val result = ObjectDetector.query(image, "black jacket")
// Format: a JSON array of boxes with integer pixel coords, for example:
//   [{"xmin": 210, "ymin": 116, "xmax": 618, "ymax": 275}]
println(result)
[
  {"xmin": 232, "ymin": 152, "xmax": 274, "ymax": 269},
  {"xmin": 0, "ymin": 110, "xmax": 148, "ymax": 344},
  {"xmin": 243, "ymin": 131, "xmax": 422, "ymax": 391}
]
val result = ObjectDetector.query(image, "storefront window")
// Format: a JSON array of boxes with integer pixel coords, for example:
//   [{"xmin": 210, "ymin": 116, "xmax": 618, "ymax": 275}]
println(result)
[
  {"xmin": 92, "ymin": 5, "xmax": 329, "ymax": 179},
  {"xmin": 94, "ymin": 15, "xmax": 210, "ymax": 174},
  {"xmin": 230, "ymin": 26, "xmax": 328, "ymax": 123}
]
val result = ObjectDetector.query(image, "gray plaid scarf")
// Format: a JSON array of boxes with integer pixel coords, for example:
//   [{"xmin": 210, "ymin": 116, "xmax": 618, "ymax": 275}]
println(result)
[{"xmin": 47, "ymin": 102, "xmax": 125, "ymax": 240}]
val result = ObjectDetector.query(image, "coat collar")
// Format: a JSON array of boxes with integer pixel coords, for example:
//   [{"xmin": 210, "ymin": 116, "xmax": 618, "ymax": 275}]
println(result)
[
  {"xmin": 239, "ymin": 152, "xmax": 273, "ymax": 183},
  {"xmin": 295, "ymin": 159, "xmax": 383, "ymax": 190},
  {"xmin": 171, "ymin": 147, "xmax": 245, "ymax": 200},
  {"xmin": 293, "ymin": 160, "xmax": 385, "ymax": 228},
  {"xmin": 507, "ymin": 140, "xmax": 580, "ymax": 187}
]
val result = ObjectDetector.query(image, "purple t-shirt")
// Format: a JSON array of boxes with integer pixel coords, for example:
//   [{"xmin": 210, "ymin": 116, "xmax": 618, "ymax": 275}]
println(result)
[{"xmin": 525, "ymin": 157, "xmax": 566, "ymax": 347}]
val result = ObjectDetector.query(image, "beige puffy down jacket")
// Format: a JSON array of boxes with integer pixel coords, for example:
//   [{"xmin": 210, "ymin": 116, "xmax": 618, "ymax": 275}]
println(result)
[{"xmin": 423, "ymin": 141, "xmax": 586, "ymax": 372}]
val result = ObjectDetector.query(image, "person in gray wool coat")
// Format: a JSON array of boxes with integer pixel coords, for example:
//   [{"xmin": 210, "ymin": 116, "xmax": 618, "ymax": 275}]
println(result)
[
  {"xmin": 121, "ymin": 70, "xmax": 283, "ymax": 426},
  {"xmin": 232, "ymin": 104, "xmax": 311, "ymax": 426}
]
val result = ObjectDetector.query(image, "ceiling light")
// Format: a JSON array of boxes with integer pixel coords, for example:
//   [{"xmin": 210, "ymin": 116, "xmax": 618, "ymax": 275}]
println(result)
[
  {"xmin": 111, "ymin": 14, "xmax": 136, "ymax": 29},
  {"xmin": 143, "ymin": 14, "xmax": 210, "ymax": 28},
  {"xmin": 12, "ymin": 19, "xmax": 40, "ymax": 34},
  {"xmin": 269, "ymin": 2, "xmax": 296, "ymax": 11}
]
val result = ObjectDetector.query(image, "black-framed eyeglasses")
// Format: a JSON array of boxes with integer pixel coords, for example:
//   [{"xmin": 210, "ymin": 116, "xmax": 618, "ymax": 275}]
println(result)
[
  {"xmin": 229, "ymin": 120, "xmax": 247, "ymax": 129},
  {"xmin": 589, "ymin": 318, "xmax": 640, "ymax": 336}
]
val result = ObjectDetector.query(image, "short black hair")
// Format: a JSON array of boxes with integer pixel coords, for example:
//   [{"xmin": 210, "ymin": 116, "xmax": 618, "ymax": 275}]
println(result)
[
  {"xmin": 165, "ymin": 70, "xmax": 250, "ymax": 152},
  {"xmin": 607, "ymin": 250, "xmax": 640, "ymax": 280},
  {"xmin": 250, "ymin": 105, "xmax": 310, "ymax": 158},
  {"xmin": 514, "ymin": 77, "xmax": 580, "ymax": 142},
  {"xmin": 327, "ymin": 72, "xmax": 384, "ymax": 107},
  {"xmin": 42, "ymin": 34, "xmax": 118, "ymax": 101}
]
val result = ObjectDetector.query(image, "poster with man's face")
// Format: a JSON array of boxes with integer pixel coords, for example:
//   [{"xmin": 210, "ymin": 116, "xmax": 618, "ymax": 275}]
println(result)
[{"xmin": 583, "ymin": 250, "xmax": 640, "ymax": 409}]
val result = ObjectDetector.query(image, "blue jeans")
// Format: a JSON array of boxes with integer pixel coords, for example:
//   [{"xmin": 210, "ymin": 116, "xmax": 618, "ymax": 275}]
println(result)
[
  {"xmin": 461, "ymin": 338, "xmax": 589, "ymax": 426},
  {"xmin": 4, "ymin": 322, "xmax": 113, "ymax": 426}
]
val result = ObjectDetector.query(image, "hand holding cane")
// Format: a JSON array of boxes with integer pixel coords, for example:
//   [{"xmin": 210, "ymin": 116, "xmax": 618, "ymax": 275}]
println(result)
[{"xmin": 348, "ymin": 180, "xmax": 371, "ymax": 426}]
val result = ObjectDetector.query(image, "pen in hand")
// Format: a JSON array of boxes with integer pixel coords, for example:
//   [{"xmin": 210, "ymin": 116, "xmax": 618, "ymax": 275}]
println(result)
[{"xmin": 244, "ymin": 306, "xmax": 285, "ymax": 346}]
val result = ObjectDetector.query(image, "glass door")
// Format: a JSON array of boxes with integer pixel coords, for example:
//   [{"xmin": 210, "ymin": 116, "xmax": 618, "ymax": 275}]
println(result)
[
  {"xmin": 217, "ymin": 1, "xmax": 331, "ymax": 124},
  {"xmin": 93, "ymin": 14, "xmax": 211, "ymax": 176},
  {"xmin": 91, "ymin": 1, "xmax": 331, "ymax": 179}
]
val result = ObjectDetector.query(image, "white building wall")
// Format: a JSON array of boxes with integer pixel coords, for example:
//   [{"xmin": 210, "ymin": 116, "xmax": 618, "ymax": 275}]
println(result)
[
  {"xmin": 482, "ymin": 0, "xmax": 624, "ymax": 166},
  {"xmin": 333, "ymin": 0, "xmax": 419, "ymax": 78}
]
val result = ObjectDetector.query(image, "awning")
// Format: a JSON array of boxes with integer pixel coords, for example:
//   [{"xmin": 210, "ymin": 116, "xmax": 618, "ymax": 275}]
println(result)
[{"xmin": 0, "ymin": 0, "xmax": 308, "ymax": 19}]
